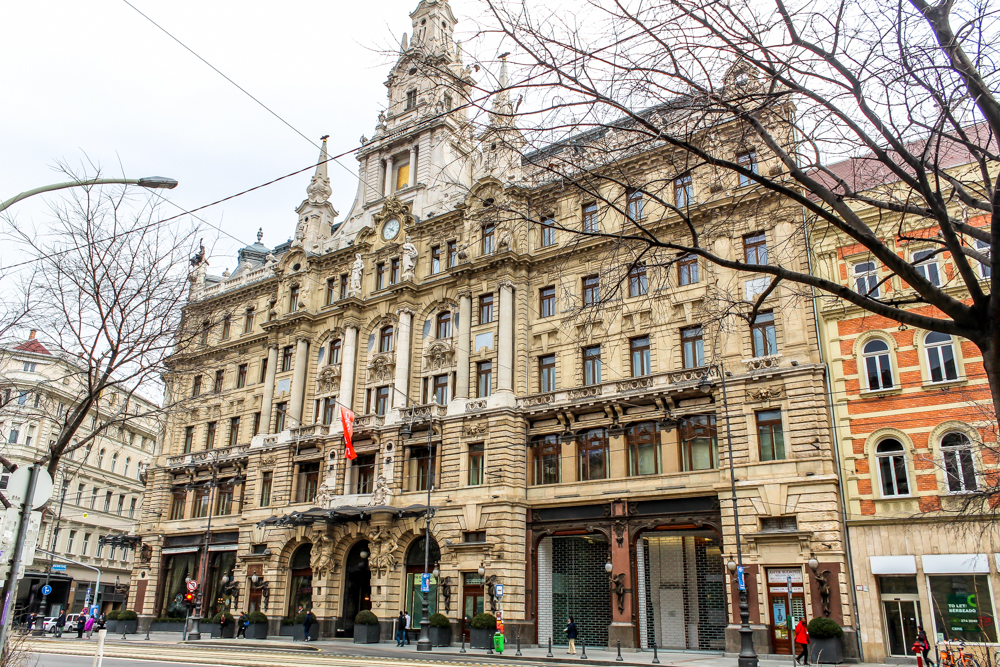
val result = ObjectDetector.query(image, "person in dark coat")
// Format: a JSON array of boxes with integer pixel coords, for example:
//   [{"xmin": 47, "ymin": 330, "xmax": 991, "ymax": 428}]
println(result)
[
  {"xmin": 236, "ymin": 611, "xmax": 248, "ymax": 639},
  {"xmin": 565, "ymin": 617, "xmax": 578, "ymax": 655},
  {"xmin": 302, "ymin": 607, "xmax": 316, "ymax": 642},
  {"xmin": 794, "ymin": 618, "xmax": 810, "ymax": 664},
  {"xmin": 76, "ymin": 614, "xmax": 86, "ymax": 638},
  {"xmin": 55, "ymin": 610, "xmax": 67, "ymax": 638},
  {"xmin": 917, "ymin": 626, "xmax": 934, "ymax": 666},
  {"xmin": 396, "ymin": 611, "xmax": 406, "ymax": 646}
]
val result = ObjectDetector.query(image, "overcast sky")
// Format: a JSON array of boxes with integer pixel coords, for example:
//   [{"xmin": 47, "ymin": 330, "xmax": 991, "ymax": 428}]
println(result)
[{"xmin": 0, "ymin": 0, "xmax": 493, "ymax": 273}]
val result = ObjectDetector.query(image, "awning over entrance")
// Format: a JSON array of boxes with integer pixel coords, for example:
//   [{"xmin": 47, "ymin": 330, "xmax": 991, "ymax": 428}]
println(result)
[{"xmin": 260, "ymin": 504, "xmax": 433, "ymax": 527}]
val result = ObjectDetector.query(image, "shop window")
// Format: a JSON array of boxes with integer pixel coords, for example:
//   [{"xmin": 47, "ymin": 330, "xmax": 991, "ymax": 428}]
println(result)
[
  {"xmin": 756, "ymin": 409, "xmax": 785, "ymax": 461},
  {"xmin": 627, "ymin": 421, "xmax": 659, "ymax": 476},
  {"xmin": 531, "ymin": 434, "xmax": 560, "ymax": 485},
  {"xmin": 876, "ymin": 439, "xmax": 910, "ymax": 496},
  {"xmin": 929, "ymin": 575, "xmax": 997, "ymax": 642},
  {"xmin": 404, "ymin": 537, "xmax": 440, "ymax": 627},
  {"xmin": 579, "ymin": 428, "xmax": 609, "ymax": 481},
  {"xmin": 680, "ymin": 414, "xmax": 718, "ymax": 471},
  {"xmin": 941, "ymin": 432, "xmax": 977, "ymax": 492},
  {"xmin": 863, "ymin": 339, "xmax": 894, "ymax": 390},
  {"xmin": 925, "ymin": 332, "xmax": 959, "ymax": 382}
]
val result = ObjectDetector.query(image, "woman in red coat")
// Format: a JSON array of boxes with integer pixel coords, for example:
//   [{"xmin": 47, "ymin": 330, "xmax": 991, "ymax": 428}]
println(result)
[{"xmin": 794, "ymin": 618, "xmax": 810, "ymax": 665}]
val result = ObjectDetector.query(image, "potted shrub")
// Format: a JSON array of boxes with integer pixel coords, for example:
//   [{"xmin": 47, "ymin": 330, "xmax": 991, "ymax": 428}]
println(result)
[
  {"xmin": 353, "ymin": 610, "xmax": 380, "ymax": 644},
  {"xmin": 210, "ymin": 612, "xmax": 235, "ymax": 638},
  {"xmin": 280, "ymin": 612, "xmax": 306, "ymax": 641},
  {"xmin": 105, "ymin": 610, "xmax": 121, "ymax": 634},
  {"xmin": 150, "ymin": 617, "xmax": 186, "ymax": 633},
  {"xmin": 428, "ymin": 613, "xmax": 451, "ymax": 647},
  {"xmin": 246, "ymin": 611, "xmax": 269, "ymax": 639},
  {"xmin": 118, "ymin": 610, "xmax": 138, "ymax": 635},
  {"xmin": 470, "ymin": 613, "xmax": 496, "ymax": 650},
  {"xmin": 808, "ymin": 617, "xmax": 845, "ymax": 664}
]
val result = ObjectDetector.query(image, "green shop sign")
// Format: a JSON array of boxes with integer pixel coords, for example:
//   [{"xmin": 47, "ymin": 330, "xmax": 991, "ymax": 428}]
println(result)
[{"xmin": 947, "ymin": 593, "xmax": 981, "ymax": 632}]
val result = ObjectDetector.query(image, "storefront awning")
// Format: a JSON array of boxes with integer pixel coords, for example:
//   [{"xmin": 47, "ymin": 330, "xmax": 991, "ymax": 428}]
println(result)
[{"xmin": 260, "ymin": 504, "xmax": 433, "ymax": 527}]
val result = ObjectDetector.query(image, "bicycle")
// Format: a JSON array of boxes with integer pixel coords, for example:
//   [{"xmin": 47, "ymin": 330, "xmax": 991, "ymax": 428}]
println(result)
[{"xmin": 939, "ymin": 640, "xmax": 981, "ymax": 667}]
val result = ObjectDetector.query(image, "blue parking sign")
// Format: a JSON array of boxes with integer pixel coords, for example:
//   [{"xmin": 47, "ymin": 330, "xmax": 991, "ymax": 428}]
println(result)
[{"xmin": 41, "ymin": 585, "xmax": 52, "ymax": 596}]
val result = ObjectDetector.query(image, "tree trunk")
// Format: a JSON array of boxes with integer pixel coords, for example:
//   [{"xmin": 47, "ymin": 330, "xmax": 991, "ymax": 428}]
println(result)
[{"xmin": 980, "ymin": 339, "xmax": 1000, "ymax": 425}]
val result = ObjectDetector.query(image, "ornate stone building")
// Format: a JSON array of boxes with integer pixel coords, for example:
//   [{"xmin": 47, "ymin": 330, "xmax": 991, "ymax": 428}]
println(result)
[{"xmin": 131, "ymin": 0, "xmax": 852, "ymax": 654}]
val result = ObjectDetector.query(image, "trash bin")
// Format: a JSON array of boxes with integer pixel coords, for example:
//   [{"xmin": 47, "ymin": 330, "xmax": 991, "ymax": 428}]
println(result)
[{"xmin": 493, "ymin": 631, "xmax": 505, "ymax": 654}]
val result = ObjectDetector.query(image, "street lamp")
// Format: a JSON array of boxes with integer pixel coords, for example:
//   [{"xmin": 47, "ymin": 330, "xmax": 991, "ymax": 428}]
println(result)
[
  {"xmin": 187, "ymin": 455, "xmax": 222, "ymax": 641},
  {"xmin": 401, "ymin": 413, "xmax": 438, "ymax": 652},
  {"xmin": 1, "ymin": 176, "xmax": 179, "ymax": 212},
  {"xmin": 701, "ymin": 363, "xmax": 758, "ymax": 667}
]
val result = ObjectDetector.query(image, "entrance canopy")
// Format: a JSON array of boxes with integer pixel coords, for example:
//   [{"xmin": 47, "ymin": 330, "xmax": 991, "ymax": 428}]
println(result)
[{"xmin": 260, "ymin": 504, "xmax": 432, "ymax": 527}]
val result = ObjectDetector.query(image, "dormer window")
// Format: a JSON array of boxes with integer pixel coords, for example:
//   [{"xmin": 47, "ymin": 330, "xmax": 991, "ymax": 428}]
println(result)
[{"xmin": 406, "ymin": 89, "xmax": 417, "ymax": 110}]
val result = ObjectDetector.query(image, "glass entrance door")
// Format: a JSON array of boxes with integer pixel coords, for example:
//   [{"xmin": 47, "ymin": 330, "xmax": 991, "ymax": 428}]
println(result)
[
  {"xmin": 766, "ymin": 568, "xmax": 805, "ymax": 655},
  {"xmin": 883, "ymin": 600, "xmax": 920, "ymax": 656},
  {"xmin": 462, "ymin": 590, "xmax": 484, "ymax": 641}
]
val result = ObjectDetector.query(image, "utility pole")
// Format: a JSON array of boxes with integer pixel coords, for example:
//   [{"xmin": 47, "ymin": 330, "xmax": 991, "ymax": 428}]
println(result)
[
  {"xmin": 34, "ymin": 478, "xmax": 68, "ymax": 633},
  {"xmin": 0, "ymin": 464, "xmax": 41, "ymax": 653}
]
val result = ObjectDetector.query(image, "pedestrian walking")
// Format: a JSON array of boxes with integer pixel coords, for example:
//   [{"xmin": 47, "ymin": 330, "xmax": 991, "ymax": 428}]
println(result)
[
  {"xmin": 302, "ymin": 608, "xmax": 316, "ymax": 642},
  {"xmin": 565, "ymin": 616, "xmax": 578, "ymax": 655},
  {"xmin": 97, "ymin": 613, "xmax": 106, "ymax": 630},
  {"xmin": 55, "ymin": 610, "xmax": 66, "ymax": 638},
  {"xmin": 84, "ymin": 614, "xmax": 95, "ymax": 639},
  {"xmin": 76, "ymin": 614, "xmax": 86, "ymax": 639},
  {"xmin": 236, "ymin": 611, "xmax": 248, "ymax": 639},
  {"xmin": 404, "ymin": 611, "xmax": 411, "ymax": 645},
  {"xmin": 917, "ymin": 626, "xmax": 934, "ymax": 667},
  {"xmin": 24, "ymin": 613, "xmax": 35, "ymax": 634},
  {"xmin": 794, "ymin": 617, "xmax": 810, "ymax": 665},
  {"xmin": 396, "ymin": 611, "xmax": 406, "ymax": 646}
]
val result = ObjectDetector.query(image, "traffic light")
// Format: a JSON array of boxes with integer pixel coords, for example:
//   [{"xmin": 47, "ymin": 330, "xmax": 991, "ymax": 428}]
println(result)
[{"xmin": 184, "ymin": 592, "xmax": 195, "ymax": 606}]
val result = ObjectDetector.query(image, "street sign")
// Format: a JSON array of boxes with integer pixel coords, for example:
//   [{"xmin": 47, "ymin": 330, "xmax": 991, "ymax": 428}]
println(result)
[
  {"xmin": 4, "ymin": 468, "xmax": 53, "ymax": 510},
  {"xmin": 52, "ymin": 565, "xmax": 66, "ymax": 572},
  {"xmin": 737, "ymin": 565, "xmax": 746, "ymax": 592},
  {"xmin": 495, "ymin": 584, "xmax": 504, "ymax": 599},
  {"xmin": 41, "ymin": 585, "xmax": 51, "ymax": 596},
  {"xmin": 421, "ymin": 573, "xmax": 431, "ymax": 592},
  {"xmin": 186, "ymin": 580, "xmax": 199, "ymax": 592}
]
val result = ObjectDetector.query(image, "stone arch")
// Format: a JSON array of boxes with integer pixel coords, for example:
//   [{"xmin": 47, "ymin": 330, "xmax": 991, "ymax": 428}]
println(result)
[{"xmin": 850, "ymin": 329, "xmax": 898, "ymax": 358}]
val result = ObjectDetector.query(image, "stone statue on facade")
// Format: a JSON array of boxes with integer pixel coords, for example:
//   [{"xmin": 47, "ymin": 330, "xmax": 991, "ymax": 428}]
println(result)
[
  {"xmin": 314, "ymin": 465, "xmax": 339, "ymax": 508},
  {"xmin": 348, "ymin": 254, "xmax": 364, "ymax": 296},
  {"xmin": 310, "ymin": 527, "xmax": 334, "ymax": 578},
  {"xmin": 400, "ymin": 236, "xmax": 418, "ymax": 280},
  {"xmin": 368, "ymin": 474, "xmax": 393, "ymax": 506},
  {"xmin": 292, "ymin": 220, "xmax": 307, "ymax": 248},
  {"xmin": 367, "ymin": 526, "xmax": 399, "ymax": 578}
]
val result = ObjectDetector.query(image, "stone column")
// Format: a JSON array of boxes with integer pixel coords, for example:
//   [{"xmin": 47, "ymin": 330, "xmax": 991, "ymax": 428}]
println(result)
[
  {"xmin": 342, "ymin": 457, "xmax": 354, "ymax": 496},
  {"xmin": 393, "ymin": 308, "xmax": 414, "ymax": 407},
  {"xmin": 340, "ymin": 325, "xmax": 359, "ymax": 413},
  {"xmin": 497, "ymin": 280, "xmax": 515, "ymax": 393},
  {"xmin": 408, "ymin": 146, "xmax": 417, "ymax": 188},
  {"xmin": 608, "ymin": 499, "xmax": 635, "ymax": 648},
  {"xmin": 260, "ymin": 345, "xmax": 279, "ymax": 433},
  {"xmin": 455, "ymin": 292, "xmax": 472, "ymax": 399},
  {"xmin": 384, "ymin": 156, "xmax": 394, "ymax": 198},
  {"xmin": 289, "ymin": 337, "xmax": 310, "ymax": 426}
]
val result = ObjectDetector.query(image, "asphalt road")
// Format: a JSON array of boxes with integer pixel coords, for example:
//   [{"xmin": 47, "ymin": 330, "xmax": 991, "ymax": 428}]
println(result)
[{"xmin": 35, "ymin": 657, "xmax": 224, "ymax": 667}]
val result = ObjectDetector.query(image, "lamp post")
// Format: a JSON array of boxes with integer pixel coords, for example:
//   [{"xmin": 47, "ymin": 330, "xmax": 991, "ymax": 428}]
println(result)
[
  {"xmin": 187, "ymin": 456, "xmax": 221, "ymax": 641},
  {"xmin": 699, "ymin": 365, "xmax": 758, "ymax": 667},
  {"xmin": 1, "ymin": 176, "xmax": 178, "ymax": 212},
  {"xmin": 401, "ymin": 414, "xmax": 436, "ymax": 652}
]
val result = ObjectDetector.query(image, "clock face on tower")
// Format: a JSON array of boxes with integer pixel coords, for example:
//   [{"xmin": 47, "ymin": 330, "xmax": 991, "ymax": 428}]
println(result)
[{"xmin": 382, "ymin": 218, "xmax": 400, "ymax": 241}]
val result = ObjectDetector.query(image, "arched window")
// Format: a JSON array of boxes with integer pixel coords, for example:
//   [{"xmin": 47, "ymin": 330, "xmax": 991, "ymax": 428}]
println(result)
[
  {"xmin": 124, "ymin": 457, "xmax": 131, "ymax": 477},
  {"xmin": 111, "ymin": 452, "xmax": 118, "ymax": 473},
  {"xmin": 288, "ymin": 543, "xmax": 313, "ymax": 615},
  {"xmin": 97, "ymin": 448, "xmax": 106, "ymax": 469},
  {"xmin": 862, "ymin": 339, "xmax": 894, "ymax": 390},
  {"xmin": 876, "ymin": 439, "xmax": 910, "ymax": 497},
  {"xmin": 925, "ymin": 332, "xmax": 958, "ymax": 382},
  {"xmin": 330, "ymin": 339, "xmax": 342, "ymax": 365},
  {"xmin": 379, "ymin": 326, "xmax": 394, "ymax": 353},
  {"xmin": 436, "ymin": 311, "xmax": 452, "ymax": 339},
  {"xmin": 941, "ymin": 432, "xmax": 977, "ymax": 492}
]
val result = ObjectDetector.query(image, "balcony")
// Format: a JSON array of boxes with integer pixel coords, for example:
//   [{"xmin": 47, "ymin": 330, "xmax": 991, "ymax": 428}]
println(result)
[
  {"xmin": 399, "ymin": 404, "xmax": 447, "ymax": 422},
  {"xmin": 355, "ymin": 414, "xmax": 385, "ymax": 430},
  {"xmin": 742, "ymin": 354, "xmax": 782, "ymax": 372},
  {"xmin": 165, "ymin": 443, "xmax": 251, "ymax": 469}
]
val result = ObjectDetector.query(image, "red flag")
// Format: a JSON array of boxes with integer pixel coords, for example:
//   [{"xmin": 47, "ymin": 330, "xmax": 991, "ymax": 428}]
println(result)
[{"xmin": 340, "ymin": 406, "xmax": 357, "ymax": 460}]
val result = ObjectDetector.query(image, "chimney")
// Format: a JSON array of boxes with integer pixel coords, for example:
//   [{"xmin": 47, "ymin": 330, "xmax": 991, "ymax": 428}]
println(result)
[{"xmin": 28, "ymin": 330, "xmax": 36, "ymax": 340}]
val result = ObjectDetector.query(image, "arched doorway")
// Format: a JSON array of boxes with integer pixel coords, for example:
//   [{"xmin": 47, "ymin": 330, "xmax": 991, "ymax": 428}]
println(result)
[
  {"xmin": 341, "ymin": 541, "xmax": 371, "ymax": 634},
  {"xmin": 288, "ymin": 543, "xmax": 313, "ymax": 617},
  {"xmin": 404, "ymin": 536, "xmax": 440, "ymax": 629}
]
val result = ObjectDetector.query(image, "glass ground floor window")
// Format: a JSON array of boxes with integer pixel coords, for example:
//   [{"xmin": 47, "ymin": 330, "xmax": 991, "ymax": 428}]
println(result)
[
  {"xmin": 551, "ymin": 535, "xmax": 611, "ymax": 649},
  {"xmin": 159, "ymin": 552, "xmax": 199, "ymax": 618},
  {"xmin": 929, "ymin": 574, "xmax": 997, "ymax": 643}
]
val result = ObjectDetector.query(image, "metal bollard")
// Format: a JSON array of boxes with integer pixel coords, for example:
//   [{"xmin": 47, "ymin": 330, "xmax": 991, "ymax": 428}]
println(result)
[
  {"xmin": 460, "ymin": 633, "xmax": 466, "ymax": 654},
  {"xmin": 547, "ymin": 636, "xmax": 553, "ymax": 658},
  {"xmin": 617, "ymin": 639, "xmax": 624, "ymax": 661},
  {"xmin": 581, "ymin": 638, "xmax": 588, "ymax": 660},
  {"xmin": 92, "ymin": 629, "xmax": 107, "ymax": 667},
  {"xmin": 652, "ymin": 640, "xmax": 660, "ymax": 665},
  {"xmin": 516, "ymin": 630, "xmax": 522, "ymax": 656}
]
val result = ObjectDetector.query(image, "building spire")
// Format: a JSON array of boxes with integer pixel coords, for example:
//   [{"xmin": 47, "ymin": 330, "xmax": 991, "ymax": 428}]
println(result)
[
  {"xmin": 490, "ymin": 54, "xmax": 515, "ymax": 125},
  {"xmin": 306, "ymin": 135, "xmax": 332, "ymax": 204}
]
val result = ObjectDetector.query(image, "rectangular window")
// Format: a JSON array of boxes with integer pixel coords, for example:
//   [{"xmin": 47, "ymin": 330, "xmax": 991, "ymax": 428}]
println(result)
[
  {"xmin": 928, "ymin": 575, "xmax": 997, "ymax": 642},
  {"xmin": 913, "ymin": 249, "xmax": 941, "ymax": 286},
  {"xmin": 289, "ymin": 284, "xmax": 300, "ymax": 312},
  {"xmin": 6, "ymin": 425, "xmax": 18, "ymax": 444},
  {"xmin": 192, "ymin": 488, "xmax": 210, "ymax": 518},
  {"xmin": 410, "ymin": 446, "xmax": 435, "ymax": 492},
  {"xmin": 281, "ymin": 346, "xmax": 294, "ymax": 372},
  {"xmin": 582, "ymin": 203, "xmax": 599, "ymax": 233},
  {"xmin": 16, "ymin": 391, "xmax": 27, "ymax": 406},
  {"xmin": 91, "ymin": 487, "xmax": 98, "ymax": 509},
  {"xmin": 259, "ymin": 357, "xmax": 269, "ymax": 383},
  {"xmin": 539, "ymin": 286, "xmax": 556, "ymax": 317},
  {"xmin": 853, "ymin": 261, "xmax": 880, "ymax": 297},
  {"xmin": 206, "ymin": 422, "xmax": 217, "ymax": 449},
  {"xmin": 583, "ymin": 345, "xmax": 602, "ymax": 385},
  {"xmin": 396, "ymin": 161, "xmax": 410, "ymax": 188},
  {"xmin": 678, "ymin": 254, "xmax": 699, "ymax": 285},
  {"xmin": 274, "ymin": 402, "xmax": 287, "ymax": 432},
  {"xmin": 477, "ymin": 361, "xmax": 493, "ymax": 398},
  {"xmin": 391, "ymin": 258, "xmax": 400, "ymax": 284},
  {"xmin": 582, "ymin": 275, "xmax": 600, "ymax": 306},
  {"xmin": 680, "ymin": 414, "xmax": 718, "ymax": 471},
  {"xmin": 943, "ymin": 444, "xmax": 977, "ymax": 492},
  {"xmin": 750, "ymin": 312, "xmax": 777, "ymax": 357},
  {"xmin": 76, "ymin": 484, "xmax": 85, "ymax": 505},
  {"xmin": 738, "ymin": 151, "xmax": 758, "ymax": 187},
  {"xmin": 431, "ymin": 246, "xmax": 442, "ymax": 274},
  {"xmin": 221, "ymin": 316, "xmax": 231, "ymax": 340},
  {"xmin": 259, "ymin": 470, "xmax": 273, "ymax": 507},
  {"xmin": 216, "ymin": 486, "xmax": 233, "ymax": 516},
  {"xmin": 681, "ymin": 326, "xmax": 705, "ymax": 368},
  {"xmin": 82, "ymin": 532, "xmax": 91, "ymax": 555},
  {"xmin": 214, "ymin": 369, "xmax": 225, "ymax": 393},
  {"xmin": 330, "ymin": 338, "xmax": 342, "ymax": 364},
  {"xmin": 67, "ymin": 530, "xmax": 76, "ymax": 554},
  {"xmin": 433, "ymin": 374, "xmax": 449, "ymax": 406},
  {"xmin": 242, "ymin": 308, "xmax": 255, "ymax": 334},
  {"xmin": 376, "ymin": 262, "xmax": 386, "ymax": 290},
  {"xmin": 22, "ymin": 362, "xmax": 37, "ymax": 372},
  {"xmin": 116, "ymin": 494, "xmax": 125, "ymax": 516},
  {"xmin": 579, "ymin": 429, "xmax": 609, "ymax": 481},
  {"xmin": 375, "ymin": 386, "xmax": 390, "ymax": 416},
  {"xmin": 760, "ymin": 516, "xmax": 798, "ymax": 532},
  {"xmin": 627, "ymin": 189, "xmax": 644, "ymax": 221},
  {"xmin": 437, "ymin": 311, "xmax": 452, "ymax": 338},
  {"xmin": 406, "ymin": 89, "xmax": 416, "ymax": 110},
  {"xmin": 531, "ymin": 434, "xmax": 560, "ymax": 485},
  {"xmin": 539, "ymin": 354, "xmax": 556, "ymax": 392},
  {"xmin": 468, "ymin": 443, "xmax": 485, "ymax": 486},
  {"xmin": 675, "ymin": 175, "xmax": 693, "ymax": 208},
  {"xmin": 977, "ymin": 239, "xmax": 992, "ymax": 278},
  {"xmin": 104, "ymin": 491, "xmax": 112, "ymax": 512},
  {"xmin": 340, "ymin": 273, "xmax": 349, "ymax": 299},
  {"xmin": 252, "ymin": 411, "xmax": 261, "ymax": 435},
  {"xmin": 540, "ymin": 219, "xmax": 555, "ymax": 247},
  {"xmin": 479, "ymin": 293, "xmax": 494, "ymax": 323},
  {"xmin": 192, "ymin": 375, "xmax": 202, "ymax": 397},
  {"xmin": 236, "ymin": 364, "xmax": 248, "ymax": 389},
  {"xmin": 756, "ymin": 409, "xmax": 785, "ymax": 461},
  {"xmin": 355, "ymin": 454, "xmax": 376, "ymax": 494},
  {"xmin": 482, "ymin": 223, "xmax": 495, "ymax": 255},
  {"xmin": 295, "ymin": 462, "xmax": 321, "ymax": 503},
  {"xmin": 128, "ymin": 498, "xmax": 137, "ymax": 519},
  {"xmin": 323, "ymin": 397, "xmax": 337, "ymax": 425},
  {"xmin": 447, "ymin": 241, "xmax": 457, "ymax": 267},
  {"xmin": 743, "ymin": 231, "xmax": 768, "ymax": 265},
  {"xmin": 228, "ymin": 416, "xmax": 241, "ymax": 447},
  {"xmin": 200, "ymin": 320, "xmax": 210, "ymax": 344},
  {"xmin": 630, "ymin": 336, "xmax": 651, "ymax": 376},
  {"xmin": 463, "ymin": 531, "xmax": 486, "ymax": 543},
  {"xmin": 628, "ymin": 263, "xmax": 648, "ymax": 297},
  {"xmin": 627, "ymin": 422, "xmax": 659, "ymax": 476},
  {"xmin": 326, "ymin": 278, "xmax": 336, "ymax": 305}
]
